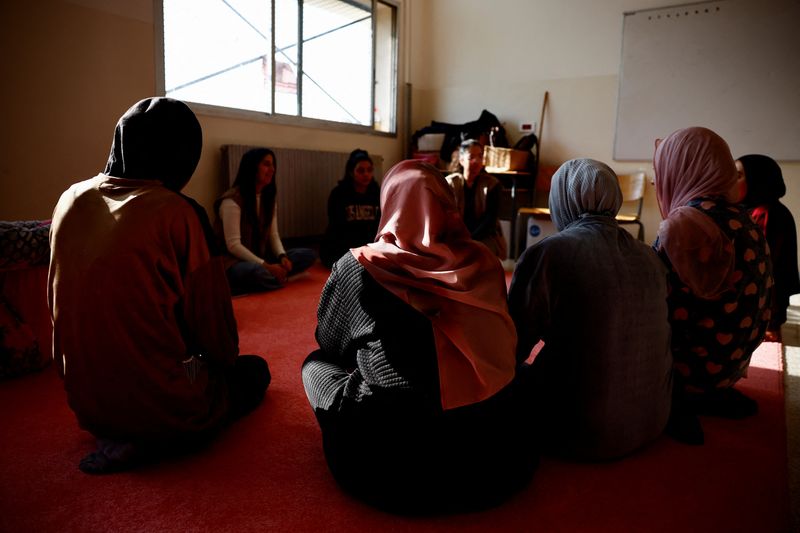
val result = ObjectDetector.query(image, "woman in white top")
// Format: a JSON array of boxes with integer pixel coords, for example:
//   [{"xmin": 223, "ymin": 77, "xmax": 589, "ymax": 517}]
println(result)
[{"xmin": 214, "ymin": 148, "xmax": 316, "ymax": 295}]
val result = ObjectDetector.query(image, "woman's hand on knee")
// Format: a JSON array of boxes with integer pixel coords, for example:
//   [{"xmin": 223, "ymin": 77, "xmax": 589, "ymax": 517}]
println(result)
[{"xmin": 262, "ymin": 262, "xmax": 288, "ymax": 284}]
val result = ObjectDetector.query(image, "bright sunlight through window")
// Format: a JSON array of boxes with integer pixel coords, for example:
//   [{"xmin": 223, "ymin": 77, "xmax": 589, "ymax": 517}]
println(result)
[{"xmin": 160, "ymin": 0, "xmax": 397, "ymax": 133}]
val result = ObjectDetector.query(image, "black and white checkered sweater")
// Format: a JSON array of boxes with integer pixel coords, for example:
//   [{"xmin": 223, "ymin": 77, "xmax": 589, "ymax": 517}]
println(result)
[{"xmin": 303, "ymin": 252, "xmax": 441, "ymax": 415}]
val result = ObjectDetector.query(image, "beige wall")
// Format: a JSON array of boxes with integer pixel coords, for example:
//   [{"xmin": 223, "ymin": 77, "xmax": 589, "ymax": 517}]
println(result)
[
  {"xmin": 1, "ymin": 0, "xmax": 797, "ymax": 251},
  {"xmin": 407, "ymin": 0, "xmax": 800, "ymax": 245},
  {"xmin": 0, "ymin": 0, "xmax": 406, "ymax": 220},
  {"xmin": 0, "ymin": 0, "xmax": 153, "ymax": 220}
]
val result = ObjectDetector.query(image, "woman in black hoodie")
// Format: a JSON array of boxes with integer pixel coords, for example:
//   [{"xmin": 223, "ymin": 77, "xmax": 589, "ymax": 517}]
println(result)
[{"xmin": 320, "ymin": 149, "xmax": 381, "ymax": 268}]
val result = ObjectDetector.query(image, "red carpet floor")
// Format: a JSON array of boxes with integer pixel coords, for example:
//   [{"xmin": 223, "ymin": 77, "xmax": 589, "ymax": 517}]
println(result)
[{"xmin": 0, "ymin": 264, "xmax": 790, "ymax": 532}]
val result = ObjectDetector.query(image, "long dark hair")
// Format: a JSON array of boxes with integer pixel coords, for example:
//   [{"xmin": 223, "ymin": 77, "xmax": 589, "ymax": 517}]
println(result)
[
  {"xmin": 233, "ymin": 148, "xmax": 277, "ymax": 242},
  {"xmin": 342, "ymin": 148, "xmax": 373, "ymax": 184}
]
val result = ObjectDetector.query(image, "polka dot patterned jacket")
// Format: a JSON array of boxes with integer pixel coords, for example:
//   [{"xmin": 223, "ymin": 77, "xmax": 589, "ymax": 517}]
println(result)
[{"xmin": 658, "ymin": 196, "xmax": 773, "ymax": 392}]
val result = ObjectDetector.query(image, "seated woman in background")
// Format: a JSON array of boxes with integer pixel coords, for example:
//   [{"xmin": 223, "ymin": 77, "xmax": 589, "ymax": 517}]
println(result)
[
  {"xmin": 301, "ymin": 160, "xmax": 536, "ymax": 514},
  {"xmin": 736, "ymin": 154, "xmax": 800, "ymax": 342},
  {"xmin": 508, "ymin": 159, "xmax": 672, "ymax": 460},
  {"xmin": 214, "ymin": 148, "xmax": 316, "ymax": 296},
  {"xmin": 319, "ymin": 149, "xmax": 380, "ymax": 268},
  {"xmin": 49, "ymin": 97, "xmax": 270, "ymax": 474},
  {"xmin": 445, "ymin": 139, "xmax": 507, "ymax": 259},
  {"xmin": 654, "ymin": 127, "xmax": 772, "ymax": 444}
]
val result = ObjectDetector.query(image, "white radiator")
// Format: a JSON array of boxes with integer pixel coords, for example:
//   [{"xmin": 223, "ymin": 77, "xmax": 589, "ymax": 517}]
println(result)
[{"xmin": 221, "ymin": 145, "xmax": 383, "ymax": 239}]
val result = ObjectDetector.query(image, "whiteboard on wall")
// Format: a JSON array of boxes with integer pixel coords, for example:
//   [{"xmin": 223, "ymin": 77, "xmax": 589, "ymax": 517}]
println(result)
[{"xmin": 614, "ymin": 0, "xmax": 800, "ymax": 161}]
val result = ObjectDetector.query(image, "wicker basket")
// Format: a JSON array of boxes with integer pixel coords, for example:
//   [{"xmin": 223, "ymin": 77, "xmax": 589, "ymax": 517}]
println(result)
[{"xmin": 484, "ymin": 147, "xmax": 528, "ymax": 172}]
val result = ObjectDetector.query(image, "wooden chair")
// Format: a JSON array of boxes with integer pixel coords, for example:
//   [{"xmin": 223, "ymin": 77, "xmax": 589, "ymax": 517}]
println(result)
[
  {"xmin": 514, "ymin": 206, "xmax": 553, "ymax": 259},
  {"xmin": 514, "ymin": 169, "xmax": 647, "ymax": 258},
  {"xmin": 615, "ymin": 171, "xmax": 646, "ymax": 241}
]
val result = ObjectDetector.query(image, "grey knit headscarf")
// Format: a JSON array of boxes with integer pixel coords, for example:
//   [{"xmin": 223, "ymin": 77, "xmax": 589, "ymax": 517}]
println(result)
[{"xmin": 549, "ymin": 158, "xmax": 622, "ymax": 231}]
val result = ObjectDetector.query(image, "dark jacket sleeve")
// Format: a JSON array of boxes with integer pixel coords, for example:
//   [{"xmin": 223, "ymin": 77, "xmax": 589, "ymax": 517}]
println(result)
[
  {"xmin": 182, "ymin": 258, "xmax": 239, "ymax": 367},
  {"xmin": 471, "ymin": 184, "xmax": 501, "ymax": 241},
  {"xmin": 326, "ymin": 186, "xmax": 347, "ymax": 230},
  {"xmin": 766, "ymin": 202, "xmax": 800, "ymax": 324},
  {"xmin": 320, "ymin": 186, "xmax": 349, "ymax": 267},
  {"xmin": 178, "ymin": 214, "xmax": 239, "ymax": 367},
  {"xmin": 508, "ymin": 244, "xmax": 551, "ymax": 363}
]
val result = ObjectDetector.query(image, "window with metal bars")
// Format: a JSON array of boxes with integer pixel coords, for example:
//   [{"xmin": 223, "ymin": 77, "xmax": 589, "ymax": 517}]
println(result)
[{"xmin": 158, "ymin": 0, "xmax": 397, "ymax": 133}]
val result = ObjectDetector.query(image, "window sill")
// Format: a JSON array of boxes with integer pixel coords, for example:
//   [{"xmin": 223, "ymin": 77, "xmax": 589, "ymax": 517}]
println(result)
[{"xmin": 183, "ymin": 100, "xmax": 397, "ymax": 138}]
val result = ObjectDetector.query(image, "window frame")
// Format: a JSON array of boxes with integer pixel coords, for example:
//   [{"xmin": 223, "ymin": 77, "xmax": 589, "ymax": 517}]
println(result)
[{"xmin": 154, "ymin": 0, "xmax": 399, "ymax": 137}]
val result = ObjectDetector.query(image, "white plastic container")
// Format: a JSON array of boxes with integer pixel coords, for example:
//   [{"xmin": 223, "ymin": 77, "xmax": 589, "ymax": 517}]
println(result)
[{"xmin": 525, "ymin": 212, "xmax": 558, "ymax": 249}]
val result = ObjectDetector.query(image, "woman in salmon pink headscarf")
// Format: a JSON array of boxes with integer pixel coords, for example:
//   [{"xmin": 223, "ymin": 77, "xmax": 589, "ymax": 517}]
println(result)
[
  {"xmin": 653, "ymin": 127, "xmax": 772, "ymax": 445},
  {"xmin": 301, "ymin": 160, "xmax": 536, "ymax": 514}
]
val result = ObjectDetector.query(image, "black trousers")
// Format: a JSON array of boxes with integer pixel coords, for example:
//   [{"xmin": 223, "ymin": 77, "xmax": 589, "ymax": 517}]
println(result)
[{"xmin": 312, "ymin": 386, "xmax": 538, "ymax": 515}]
